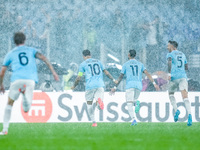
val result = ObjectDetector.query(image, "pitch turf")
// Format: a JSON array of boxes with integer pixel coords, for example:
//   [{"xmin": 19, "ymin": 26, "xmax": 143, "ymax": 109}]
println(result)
[{"xmin": 0, "ymin": 123, "xmax": 200, "ymax": 150}]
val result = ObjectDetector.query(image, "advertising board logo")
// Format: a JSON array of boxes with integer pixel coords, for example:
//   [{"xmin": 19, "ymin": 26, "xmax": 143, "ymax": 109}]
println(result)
[{"xmin": 21, "ymin": 92, "xmax": 52, "ymax": 122}]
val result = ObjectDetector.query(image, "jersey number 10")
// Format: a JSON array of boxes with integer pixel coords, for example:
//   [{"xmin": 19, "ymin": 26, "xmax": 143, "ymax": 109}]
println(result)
[{"xmin": 88, "ymin": 63, "xmax": 100, "ymax": 76}]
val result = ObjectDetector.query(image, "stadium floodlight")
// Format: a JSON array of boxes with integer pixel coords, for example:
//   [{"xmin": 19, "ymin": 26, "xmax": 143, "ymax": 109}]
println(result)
[{"xmin": 107, "ymin": 53, "xmax": 120, "ymax": 62}]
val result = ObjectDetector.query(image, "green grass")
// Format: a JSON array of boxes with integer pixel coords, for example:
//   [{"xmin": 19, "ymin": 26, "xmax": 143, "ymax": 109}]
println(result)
[{"xmin": 0, "ymin": 123, "xmax": 200, "ymax": 150}]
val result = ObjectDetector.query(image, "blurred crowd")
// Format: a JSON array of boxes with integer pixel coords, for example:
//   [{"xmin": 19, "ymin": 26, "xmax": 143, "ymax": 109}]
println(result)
[{"xmin": 0, "ymin": 0, "xmax": 200, "ymax": 91}]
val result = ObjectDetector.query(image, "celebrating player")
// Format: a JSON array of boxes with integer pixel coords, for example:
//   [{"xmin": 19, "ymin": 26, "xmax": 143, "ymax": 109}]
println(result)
[
  {"xmin": 0, "ymin": 32, "xmax": 59, "ymax": 135},
  {"xmin": 71, "ymin": 50, "xmax": 116, "ymax": 127},
  {"xmin": 111, "ymin": 49, "xmax": 159, "ymax": 126},
  {"xmin": 166, "ymin": 40, "xmax": 192, "ymax": 126}
]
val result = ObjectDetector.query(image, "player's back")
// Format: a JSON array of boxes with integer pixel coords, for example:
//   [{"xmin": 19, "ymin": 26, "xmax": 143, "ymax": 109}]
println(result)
[
  {"xmin": 79, "ymin": 58, "xmax": 105, "ymax": 90},
  {"xmin": 3, "ymin": 45, "xmax": 38, "ymax": 82},
  {"xmin": 167, "ymin": 50, "xmax": 187, "ymax": 80},
  {"xmin": 121, "ymin": 59, "xmax": 146, "ymax": 90}
]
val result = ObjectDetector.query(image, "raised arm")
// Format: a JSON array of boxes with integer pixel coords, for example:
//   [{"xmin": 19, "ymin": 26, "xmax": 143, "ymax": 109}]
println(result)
[{"xmin": 35, "ymin": 52, "xmax": 59, "ymax": 81}]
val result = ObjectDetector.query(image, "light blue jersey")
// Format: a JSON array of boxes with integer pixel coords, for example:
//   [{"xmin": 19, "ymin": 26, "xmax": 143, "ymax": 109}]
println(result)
[
  {"xmin": 3, "ymin": 45, "xmax": 38, "ymax": 83},
  {"xmin": 166, "ymin": 50, "xmax": 187, "ymax": 81},
  {"xmin": 121, "ymin": 59, "xmax": 146, "ymax": 90},
  {"xmin": 79, "ymin": 58, "xmax": 105, "ymax": 90}
]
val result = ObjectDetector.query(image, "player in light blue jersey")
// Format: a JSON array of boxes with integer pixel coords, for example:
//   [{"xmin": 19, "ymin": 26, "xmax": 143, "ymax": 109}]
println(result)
[
  {"xmin": 111, "ymin": 50, "xmax": 159, "ymax": 126},
  {"xmin": 71, "ymin": 50, "xmax": 116, "ymax": 127},
  {"xmin": 0, "ymin": 32, "xmax": 59, "ymax": 135},
  {"xmin": 167, "ymin": 40, "xmax": 192, "ymax": 126}
]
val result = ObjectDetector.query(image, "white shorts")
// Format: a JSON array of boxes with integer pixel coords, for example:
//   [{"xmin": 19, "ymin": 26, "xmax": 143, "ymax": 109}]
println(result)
[
  {"xmin": 125, "ymin": 88, "xmax": 141, "ymax": 102},
  {"xmin": 9, "ymin": 79, "xmax": 35, "ymax": 101},
  {"xmin": 85, "ymin": 87, "xmax": 104, "ymax": 102},
  {"xmin": 168, "ymin": 78, "xmax": 188, "ymax": 93}
]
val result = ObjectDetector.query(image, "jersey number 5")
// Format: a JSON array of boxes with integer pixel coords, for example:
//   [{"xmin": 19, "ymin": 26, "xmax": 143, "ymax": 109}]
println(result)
[
  {"xmin": 177, "ymin": 56, "xmax": 182, "ymax": 68},
  {"xmin": 18, "ymin": 52, "xmax": 29, "ymax": 66}
]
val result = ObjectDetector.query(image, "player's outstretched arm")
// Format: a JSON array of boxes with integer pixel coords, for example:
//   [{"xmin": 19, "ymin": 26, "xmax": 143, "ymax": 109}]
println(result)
[
  {"xmin": 103, "ymin": 69, "xmax": 117, "ymax": 83},
  {"xmin": 144, "ymin": 70, "xmax": 160, "ymax": 91},
  {"xmin": 0, "ymin": 66, "xmax": 7, "ymax": 94},
  {"xmin": 110, "ymin": 73, "xmax": 124, "ymax": 95},
  {"xmin": 35, "ymin": 52, "xmax": 59, "ymax": 81},
  {"xmin": 115, "ymin": 73, "xmax": 124, "ymax": 86}
]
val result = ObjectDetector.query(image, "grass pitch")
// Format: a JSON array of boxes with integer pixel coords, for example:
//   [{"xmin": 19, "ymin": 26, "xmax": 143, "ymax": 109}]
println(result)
[{"xmin": 0, "ymin": 122, "xmax": 200, "ymax": 150}]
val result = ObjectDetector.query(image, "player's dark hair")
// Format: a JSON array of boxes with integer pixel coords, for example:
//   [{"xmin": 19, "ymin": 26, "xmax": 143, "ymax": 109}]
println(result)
[
  {"xmin": 168, "ymin": 40, "xmax": 178, "ymax": 48},
  {"xmin": 82, "ymin": 50, "xmax": 91, "ymax": 57},
  {"xmin": 14, "ymin": 32, "xmax": 26, "ymax": 45},
  {"xmin": 129, "ymin": 49, "xmax": 136, "ymax": 58}
]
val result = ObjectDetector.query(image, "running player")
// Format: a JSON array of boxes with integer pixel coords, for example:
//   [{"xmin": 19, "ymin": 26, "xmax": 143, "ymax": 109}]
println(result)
[
  {"xmin": 71, "ymin": 50, "xmax": 116, "ymax": 127},
  {"xmin": 166, "ymin": 40, "xmax": 192, "ymax": 126},
  {"xmin": 111, "ymin": 49, "xmax": 159, "ymax": 126},
  {"xmin": 0, "ymin": 32, "xmax": 59, "ymax": 135}
]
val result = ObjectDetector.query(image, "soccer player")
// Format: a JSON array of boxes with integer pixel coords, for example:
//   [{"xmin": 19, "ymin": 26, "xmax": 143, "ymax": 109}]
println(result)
[
  {"xmin": 111, "ymin": 49, "xmax": 159, "ymax": 126},
  {"xmin": 0, "ymin": 32, "xmax": 59, "ymax": 135},
  {"xmin": 71, "ymin": 50, "xmax": 116, "ymax": 127},
  {"xmin": 166, "ymin": 40, "xmax": 192, "ymax": 126}
]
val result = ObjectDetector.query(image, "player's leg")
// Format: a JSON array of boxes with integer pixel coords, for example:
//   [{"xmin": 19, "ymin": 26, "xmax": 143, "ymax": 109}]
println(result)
[
  {"xmin": 168, "ymin": 81, "xmax": 180, "ymax": 122},
  {"xmin": 126, "ymin": 88, "xmax": 137, "ymax": 125},
  {"xmin": 181, "ymin": 89, "xmax": 192, "ymax": 126},
  {"xmin": 134, "ymin": 88, "xmax": 141, "ymax": 113},
  {"xmin": 94, "ymin": 87, "xmax": 104, "ymax": 110},
  {"xmin": 170, "ymin": 92, "xmax": 180, "ymax": 122},
  {"xmin": 85, "ymin": 89, "xmax": 96, "ymax": 126},
  {"xmin": 169, "ymin": 81, "xmax": 178, "ymax": 112},
  {"xmin": 0, "ymin": 81, "xmax": 21, "ymax": 135},
  {"xmin": 179, "ymin": 79, "xmax": 192, "ymax": 126},
  {"xmin": 0, "ymin": 98, "xmax": 14, "ymax": 135},
  {"xmin": 22, "ymin": 80, "xmax": 35, "ymax": 112}
]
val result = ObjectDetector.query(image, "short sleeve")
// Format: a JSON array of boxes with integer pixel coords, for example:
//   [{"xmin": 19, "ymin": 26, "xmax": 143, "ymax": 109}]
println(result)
[
  {"xmin": 141, "ymin": 63, "xmax": 146, "ymax": 72},
  {"xmin": 121, "ymin": 64, "xmax": 126, "ymax": 74},
  {"xmin": 184, "ymin": 54, "xmax": 187, "ymax": 64},
  {"xmin": 2, "ymin": 53, "xmax": 11, "ymax": 66},
  {"xmin": 166, "ymin": 53, "xmax": 172, "ymax": 60},
  {"xmin": 33, "ymin": 48, "xmax": 38, "ymax": 58}
]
